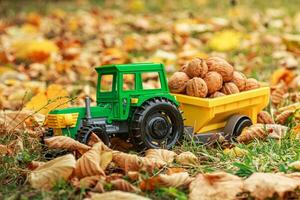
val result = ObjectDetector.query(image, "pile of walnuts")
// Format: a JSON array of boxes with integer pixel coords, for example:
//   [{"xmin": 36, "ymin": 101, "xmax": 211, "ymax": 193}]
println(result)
[{"xmin": 168, "ymin": 57, "xmax": 260, "ymax": 98}]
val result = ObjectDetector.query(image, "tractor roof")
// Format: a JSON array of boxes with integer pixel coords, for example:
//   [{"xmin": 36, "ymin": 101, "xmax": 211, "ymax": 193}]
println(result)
[{"xmin": 95, "ymin": 63, "xmax": 164, "ymax": 73}]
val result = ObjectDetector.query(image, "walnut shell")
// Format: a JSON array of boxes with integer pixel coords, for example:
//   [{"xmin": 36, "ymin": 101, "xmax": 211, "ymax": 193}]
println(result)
[
  {"xmin": 186, "ymin": 77, "xmax": 208, "ymax": 97},
  {"xmin": 257, "ymin": 111, "xmax": 274, "ymax": 124},
  {"xmin": 168, "ymin": 72, "xmax": 190, "ymax": 93},
  {"xmin": 210, "ymin": 91, "xmax": 226, "ymax": 98},
  {"xmin": 244, "ymin": 78, "xmax": 260, "ymax": 91},
  {"xmin": 232, "ymin": 71, "xmax": 246, "ymax": 91},
  {"xmin": 203, "ymin": 71, "xmax": 223, "ymax": 94},
  {"xmin": 179, "ymin": 63, "xmax": 188, "ymax": 73},
  {"xmin": 221, "ymin": 82, "xmax": 240, "ymax": 95},
  {"xmin": 206, "ymin": 57, "xmax": 234, "ymax": 82},
  {"xmin": 185, "ymin": 58, "xmax": 208, "ymax": 78}
]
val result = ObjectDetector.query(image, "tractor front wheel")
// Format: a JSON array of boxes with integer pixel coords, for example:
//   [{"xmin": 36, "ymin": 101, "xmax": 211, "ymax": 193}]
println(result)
[
  {"xmin": 130, "ymin": 98, "xmax": 184, "ymax": 150},
  {"xmin": 76, "ymin": 124, "xmax": 110, "ymax": 146}
]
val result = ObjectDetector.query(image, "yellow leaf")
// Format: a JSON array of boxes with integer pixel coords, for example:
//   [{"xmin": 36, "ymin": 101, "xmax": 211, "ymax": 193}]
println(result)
[
  {"xmin": 208, "ymin": 30, "xmax": 242, "ymax": 52},
  {"xmin": 28, "ymin": 154, "xmax": 76, "ymax": 190},
  {"xmin": 270, "ymin": 68, "xmax": 295, "ymax": 86},
  {"xmin": 289, "ymin": 161, "xmax": 300, "ymax": 170},
  {"xmin": 223, "ymin": 147, "xmax": 248, "ymax": 158},
  {"xmin": 24, "ymin": 84, "xmax": 70, "ymax": 115},
  {"xmin": 13, "ymin": 39, "xmax": 58, "ymax": 62},
  {"xmin": 100, "ymin": 151, "xmax": 113, "ymax": 170}
]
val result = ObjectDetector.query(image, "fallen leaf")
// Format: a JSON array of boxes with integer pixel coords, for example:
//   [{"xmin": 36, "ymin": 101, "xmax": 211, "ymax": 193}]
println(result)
[
  {"xmin": 167, "ymin": 167, "xmax": 186, "ymax": 175},
  {"xmin": 28, "ymin": 154, "xmax": 76, "ymax": 190},
  {"xmin": 75, "ymin": 142, "xmax": 111, "ymax": 178},
  {"xmin": 237, "ymin": 124, "xmax": 268, "ymax": 143},
  {"xmin": 275, "ymin": 110, "xmax": 294, "ymax": 125},
  {"xmin": 44, "ymin": 136, "xmax": 91, "ymax": 154},
  {"xmin": 208, "ymin": 30, "xmax": 242, "ymax": 52},
  {"xmin": 270, "ymin": 68, "xmax": 295, "ymax": 86},
  {"xmin": 110, "ymin": 179, "xmax": 140, "ymax": 192},
  {"xmin": 257, "ymin": 111, "xmax": 275, "ymax": 124},
  {"xmin": 289, "ymin": 161, "xmax": 300, "ymax": 170},
  {"xmin": 145, "ymin": 149, "xmax": 177, "ymax": 165},
  {"xmin": 72, "ymin": 175, "xmax": 102, "ymax": 189},
  {"xmin": 27, "ymin": 161, "xmax": 45, "ymax": 170},
  {"xmin": 89, "ymin": 191, "xmax": 150, "ymax": 200},
  {"xmin": 189, "ymin": 172, "xmax": 243, "ymax": 200},
  {"xmin": 223, "ymin": 147, "xmax": 248, "ymax": 157},
  {"xmin": 244, "ymin": 173, "xmax": 300, "ymax": 200},
  {"xmin": 266, "ymin": 124, "xmax": 288, "ymax": 139},
  {"xmin": 112, "ymin": 151, "xmax": 164, "ymax": 173},
  {"xmin": 24, "ymin": 84, "xmax": 70, "ymax": 115},
  {"xmin": 159, "ymin": 172, "xmax": 193, "ymax": 188},
  {"xmin": 0, "ymin": 144, "xmax": 8, "ymax": 155},
  {"xmin": 175, "ymin": 151, "xmax": 198, "ymax": 165}
]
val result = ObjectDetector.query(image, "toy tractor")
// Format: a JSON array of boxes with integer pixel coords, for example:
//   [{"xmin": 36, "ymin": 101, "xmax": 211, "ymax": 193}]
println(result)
[
  {"xmin": 45, "ymin": 63, "xmax": 270, "ymax": 149},
  {"xmin": 46, "ymin": 63, "xmax": 184, "ymax": 150}
]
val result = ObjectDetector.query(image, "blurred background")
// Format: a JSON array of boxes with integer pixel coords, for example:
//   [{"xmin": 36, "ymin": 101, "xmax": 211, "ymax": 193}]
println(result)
[{"xmin": 0, "ymin": 0, "xmax": 299, "ymax": 109}]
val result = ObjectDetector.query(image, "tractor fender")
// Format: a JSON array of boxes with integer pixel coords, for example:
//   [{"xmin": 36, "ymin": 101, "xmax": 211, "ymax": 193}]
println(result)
[{"xmin": 135, "ymin": 95, "xmax": 179, "ymax": 107}]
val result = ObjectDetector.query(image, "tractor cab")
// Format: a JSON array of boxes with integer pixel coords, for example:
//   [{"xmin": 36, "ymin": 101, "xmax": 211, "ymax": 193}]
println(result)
[{"xmin": 95, "ymin": 63, "xmax": 176, "ymax": 122}]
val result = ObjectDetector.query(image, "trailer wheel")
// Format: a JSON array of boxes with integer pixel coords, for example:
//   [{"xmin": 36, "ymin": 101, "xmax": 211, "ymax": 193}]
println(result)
[
  {"xmin": 76, "ymin": 124, "xmax": 111, "ymax": 146},
  {"xmin": 130, "ymin": 98, "xmax": 184, "ymax": 150},
  {"xmin": 224, "ymin": 115, "xmax": 252, "ymax": 140}
]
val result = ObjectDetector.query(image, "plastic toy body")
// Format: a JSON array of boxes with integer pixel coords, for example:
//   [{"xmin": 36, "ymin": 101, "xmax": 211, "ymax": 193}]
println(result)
[
  {"xmin": 46, "ymin": 63, "xmax": 183, "ymax": 150},
  {"xmin": 173, "ymin": 87, "xmax": 270, "ymax": 134},
  {"xmin": 45, "ymin": 62, "xmax": 270, "ymax": 149}
]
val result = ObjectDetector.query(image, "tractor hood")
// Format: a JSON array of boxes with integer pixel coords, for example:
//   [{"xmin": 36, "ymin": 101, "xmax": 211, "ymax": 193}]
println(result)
[{"xmin": 46, "ymin": 105, "xmax": 111, "ymax": 137}]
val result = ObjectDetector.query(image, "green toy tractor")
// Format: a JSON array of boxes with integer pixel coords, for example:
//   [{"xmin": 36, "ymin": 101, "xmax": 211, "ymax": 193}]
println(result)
[{"xmin": 45, "ymin": 63, "xmax": 183, "ymax": 150}]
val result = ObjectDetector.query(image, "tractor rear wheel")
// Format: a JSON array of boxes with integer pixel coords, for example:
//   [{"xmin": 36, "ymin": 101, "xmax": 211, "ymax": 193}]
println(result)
[
  {"xmin": 130, "ymin": 98, "xmax": 184, "ymax": 150},
  {"xmin": 224, "ymin": 115, "xmax": 253, "ymax": 141},
  {"xmin": 76, "ymin": 124, "xmax": 111, "ymax": 146}
]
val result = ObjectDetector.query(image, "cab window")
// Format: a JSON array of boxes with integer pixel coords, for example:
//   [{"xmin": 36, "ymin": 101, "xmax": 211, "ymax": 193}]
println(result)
[
  {"xmin": 123, "ymin": 74, "xmax": 135, "ymax": 91},
  {"xmin": 100, "ymin": 74, "xmax": 114, "ymax": 92},
  {"xmin": 142, "ymin": 72, "xmax": 161, "ymax": 90}
]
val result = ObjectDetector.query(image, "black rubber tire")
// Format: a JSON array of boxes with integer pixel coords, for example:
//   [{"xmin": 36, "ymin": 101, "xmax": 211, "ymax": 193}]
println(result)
[
  {"xmin": 130, "ymin": 98, "xmax": 184, "ymax": 150},
  {"xmin": 224, "ymin": 114, "xmax": 253, "ymax": 141},
  {"xmin": 76, "ymin": 124, "xmax": 111, "ymax": 146}
]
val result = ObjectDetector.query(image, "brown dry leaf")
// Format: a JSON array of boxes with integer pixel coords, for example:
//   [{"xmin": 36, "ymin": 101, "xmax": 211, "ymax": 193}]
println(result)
[
  {"xmin": 237, "ymin": 124, "xmax": 268, "ymax": 143},
  {"xmin": 167, "ymin": 167, "xmax": 187, "ymax": 175},
  {"xmin": 140, "ymin": 176, "xmax": 163, "ymax": 191},
  {"xmin": 257, "ymin": 111, "xmax": 275, "ymax": 124},
  {"xmin": 289, "ymin": 161, "xmax": 300, "ymax": 170},
  {"xmin": 100, "ymin": 151, "xmax": 113, "ymax": 170},
  {"xmin": 89, "ymin": 191, "xmax": 150, "ymax": 200},
  {"xmin": 271, "ymin": 82, "xmax": 288, "ymax": 105},
  {"xmin": 44, "ymin": 136, "xmax": 91, "ymax": 154},
  {"xmin": 7, "ymin": 138, "xmax": 24, "ymax": 155},
  {"xmin": 0, "ymin": 144, "xmax": 8, "ymax": 155},
  {"xmin": 0, "ymin": 110, "xmax": 44, "ymax": 133},
  {"xmin": 159, "ymin": 172, "xmax": 193, "ymax": 188},
  {"xmin": 72, "ymin": 175, "xmax": 102, "ymax": 189},
  {"xmin": 145, "ymin": 149, "xmax": 177, "ymax": 165},
  {"xmin": 127, "ymin": 171, "xmax": 140, "ymax": 181},
  {"xmin": 189, "ymin": 172, "xmax": 243, "ymax": 200},
  {"xmin": 266, "ymin": 124, "xmax": 288, "ymax": 139},
  {"xmin": 28, "ymin": 154, "xmax": 76, "ymax": 190},
  {"xmin": 24, "ymin": 84, "xmax": 70, "ymax": 115},
  {"xmin": 276, "ymin": 110, "xmax": 294, "ymax": 124},
  {"xmin": 27, "ymin": 161, "xmax": 45, "ymax": 170},
  {"xmin": 244, "ymin": 173, "xmax": 300, "ymax": 200},
  {"xmin": 112, "ymin": 151, "xmax": 164, "ymax": 173},
  {"xmin": 175, "ymin": 151, "xmax": 198, "ymax": 165},
  {"xmin": 75, "ymin": 142, "xmax": 111, "ymax": 178},
  {"xmin": 110, "ymin": 179, "xmax": 140, "ymax": 192}
]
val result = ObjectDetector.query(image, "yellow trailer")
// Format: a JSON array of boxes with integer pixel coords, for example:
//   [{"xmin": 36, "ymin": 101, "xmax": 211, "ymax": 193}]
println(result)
[{"xmin": 173, "ymin": 87, "xmax": 270, "ymax": 141}]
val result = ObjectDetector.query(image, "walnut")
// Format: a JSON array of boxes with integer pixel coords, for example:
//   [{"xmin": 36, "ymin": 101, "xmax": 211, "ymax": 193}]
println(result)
[
  {"xmin": 168, "ymin": 72, "xmax": 190, "ymax": 93},
  {"xmin": 203, "ymin": 71, "xmax": 223, "ymax": 94},
  {"xmin": 232, "ymin": 71, "xmax": 246, "ymax": 91},
  {"xmin": 185, "ymin": 58, "xmax": 208, "ymax": 78},
  {"xmin": 179, "ymin": 63, "xmax": 188, "ymax": 73},
  {"xmin": 186, "ymin": 77, "xmax": 208, "ymax": 97},
  {"xmin": 210, "ymin": 91, "xmax": 226, "ymax": 98},
  {"xmin": 221, "ymin": 82, "xmax": 239, "ymax": 95},
  {"xmin": 257, "ymin": 111, "xmax": 274, "ymax": 124},
  {"xmin": 206, "ymin": 57, "xmax": 234, "ymax": 82},
  {"xmin": 244, "ymin": 78, "xmax": 260, "ymax": 91}
]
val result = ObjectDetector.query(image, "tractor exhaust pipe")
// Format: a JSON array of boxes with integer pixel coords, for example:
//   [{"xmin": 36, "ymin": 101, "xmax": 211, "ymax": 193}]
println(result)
[{"xmin": 85, "ymin": 96, "xmax": 91, "ymax": 119}]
